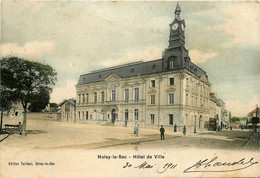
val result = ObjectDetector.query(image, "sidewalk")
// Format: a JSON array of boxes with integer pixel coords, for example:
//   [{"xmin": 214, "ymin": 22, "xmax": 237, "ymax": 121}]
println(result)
[{"xmin": 245, "ymin": 131, "xmax": 260, "ymax": 150}]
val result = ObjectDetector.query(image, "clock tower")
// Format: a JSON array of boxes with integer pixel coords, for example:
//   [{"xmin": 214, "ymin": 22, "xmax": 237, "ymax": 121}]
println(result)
[
  {"xmin": 169, "ymin": 2, "xmax": 185, "ymax": 48},
  {"xmin": 162, "ymin": 3, "xmax": 190, "ymax": 71}
]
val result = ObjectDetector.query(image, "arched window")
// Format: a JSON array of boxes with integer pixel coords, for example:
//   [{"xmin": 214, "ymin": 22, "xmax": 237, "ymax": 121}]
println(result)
[
  {"xmin": 168, "ymin": 56, "xmax": 177, "ymax": 69},
  {"xmin": 134, "ymin": 109, "xmax": 139, "ymax": 120},
  {"xmin": 169, "ymin": 59, "xmax": 174, "ymax": 69}
]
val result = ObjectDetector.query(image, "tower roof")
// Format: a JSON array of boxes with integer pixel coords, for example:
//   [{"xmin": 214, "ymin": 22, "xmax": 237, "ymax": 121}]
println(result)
[{"xmin": 175, "ymin": 2, "xmax": 181, "ymax": 14}]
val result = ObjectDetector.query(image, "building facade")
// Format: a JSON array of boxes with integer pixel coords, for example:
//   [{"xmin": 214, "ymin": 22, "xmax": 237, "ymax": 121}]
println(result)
[
  {"xmin": 58, "ymin": 99, "xmax": 76, "ymax": 122},
  {"xmin": 75, "ymin": 4, "xmax": 211, "ymax": 131}
]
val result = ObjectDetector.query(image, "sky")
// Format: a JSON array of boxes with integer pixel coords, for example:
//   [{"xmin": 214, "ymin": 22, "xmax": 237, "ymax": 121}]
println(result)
[{"xmin": 1, "ymin": 1, "xmax": 259, "ymax": 117}]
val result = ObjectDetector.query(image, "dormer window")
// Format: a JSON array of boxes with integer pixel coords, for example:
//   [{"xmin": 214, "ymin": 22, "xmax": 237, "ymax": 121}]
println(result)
[
  {"xmin": 168, "ymin": 56, "xmax": 177, "ymax": 69},
  {"xmin": 169, "ymin": 59, "xmax": 174, "ymax": 69}
]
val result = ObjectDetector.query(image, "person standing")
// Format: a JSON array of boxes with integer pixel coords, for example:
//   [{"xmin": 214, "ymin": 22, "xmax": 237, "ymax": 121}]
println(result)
[
  {"xmin": 160, "ymin": 125, "xmax": 165, "ymax": 140},
  {"xmin": 135, "ymin": 124, "xmax": 140, "ymax": 137},
  {"xmin": 174, "ymin": 124, "xmax": 177, "ymax": 132},
  {"xmin": 183, "ymin": 125, "xmax": 186, "ymax": 135},
  {"xmin": 133, "ymin": 122, "xmax": 137, "ymax": 134}
]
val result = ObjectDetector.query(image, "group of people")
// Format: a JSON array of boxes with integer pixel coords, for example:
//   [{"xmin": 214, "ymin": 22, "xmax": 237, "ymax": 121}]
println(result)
[{"xmin": 133, "ymin": 123, "xmax": 187, "ymax": 139}]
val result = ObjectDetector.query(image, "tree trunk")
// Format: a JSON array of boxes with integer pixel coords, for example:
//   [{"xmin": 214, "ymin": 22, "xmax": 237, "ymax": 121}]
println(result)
[
  {"xmin": 0, "ymin": 107, "xmax": 3, "ymax": 133},
  {"xmin": 21, "ymin": 108, "xmax": 27, "ymax": 136}
]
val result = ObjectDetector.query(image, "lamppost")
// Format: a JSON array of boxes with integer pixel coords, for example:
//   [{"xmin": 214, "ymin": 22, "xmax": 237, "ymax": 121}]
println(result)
[
  {"xmin": 194, "ymin": 104, "xmax": 203, "ymax": 133},
  {"xmin": 194, "ymin": 115, "xmax": 197, "ymax": 133}
]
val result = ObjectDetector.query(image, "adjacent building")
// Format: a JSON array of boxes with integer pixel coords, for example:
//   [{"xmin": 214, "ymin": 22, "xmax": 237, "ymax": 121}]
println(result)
[{"xmin": 58, "ymin": 99, "xmax": 76, "ymax": 122}]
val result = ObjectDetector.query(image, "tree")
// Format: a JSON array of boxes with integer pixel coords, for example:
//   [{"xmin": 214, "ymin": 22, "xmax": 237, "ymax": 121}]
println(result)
[
  {"xmin": 0, "ymin": 60, "xmax": 18, "ymax": 132},
  {"xmin": 28, "ymin": 87, "xmax": 50, "ymax": 112},
  {"xmin": 50, "ymin": 103, "xmax": 58, "ymax": 112},
  {"xmin": 1, "ymin": 56, "xmax": 57, "ymax": 136},
  {"xmin": 0, "ymin": 90, "xmax": 14, "ymax": 133}
]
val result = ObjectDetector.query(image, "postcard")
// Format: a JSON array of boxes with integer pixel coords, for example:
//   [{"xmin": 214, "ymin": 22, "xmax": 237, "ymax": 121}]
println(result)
[{"xmin": 1, "ymin": 0, "xmax": 259, "ymax": 177}]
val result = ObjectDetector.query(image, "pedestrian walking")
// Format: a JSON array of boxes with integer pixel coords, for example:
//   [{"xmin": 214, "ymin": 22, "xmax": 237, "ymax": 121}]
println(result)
[
  {"xmin": 135, "ymin": 124, "xmax": 140, "ymax": 136},
  {"xmin": 183, "ymin": 125, "xmax": 186, "ymax": 135},
  {"xmin": 133, "ymin": 122, "xmax": 137, "ymax": 134},
  {"xmin": 160, "ymin": 125, "xmax": 165, "ymax": 140},
  {"xmin": 174, "ymin": 124, "xmax": 177, "ymax": 132}
]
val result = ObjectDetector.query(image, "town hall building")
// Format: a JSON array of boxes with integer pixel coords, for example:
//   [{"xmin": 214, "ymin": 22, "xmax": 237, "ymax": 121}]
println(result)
[{"xmin": 75, "ymin": 3, "xmax": 211, "ymax": 131}]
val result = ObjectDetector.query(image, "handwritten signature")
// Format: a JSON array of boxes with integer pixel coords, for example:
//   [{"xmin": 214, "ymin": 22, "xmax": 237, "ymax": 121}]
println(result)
[
  {"xmin": 183, "ymin": 156, "xmax": 258, "ymax": 173},
  {"xmin": 122, "ymin": 157, "xmax": 258, "ymax": 174}
]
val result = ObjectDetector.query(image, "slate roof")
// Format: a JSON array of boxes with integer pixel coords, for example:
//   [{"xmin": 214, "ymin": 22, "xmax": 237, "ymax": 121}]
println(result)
[
  {"xmin": 59, "ymin": 99, "xmax": 76, "ymax": 106},
  {"xmin": 77, "ymin": 59, "xmax": 207, "ymax": 85},
  {"xmin": 77, "ymin": 59, "xmax": 163, "ymax": 85}
]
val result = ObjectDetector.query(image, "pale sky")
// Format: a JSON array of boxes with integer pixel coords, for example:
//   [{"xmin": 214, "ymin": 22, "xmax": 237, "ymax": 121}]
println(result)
[{"xmin": 1, "ymin": 1, "xmax": 259, "ymax": 117}]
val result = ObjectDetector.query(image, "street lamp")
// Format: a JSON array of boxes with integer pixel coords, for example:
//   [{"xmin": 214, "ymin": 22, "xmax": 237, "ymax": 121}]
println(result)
[
  {"xmin": 194, "ymin": 115, "xmax": 197, "ymax": 133},
  {"xmin": 194, "ymin": 104, "xmax": 203, "ymax": 133}
]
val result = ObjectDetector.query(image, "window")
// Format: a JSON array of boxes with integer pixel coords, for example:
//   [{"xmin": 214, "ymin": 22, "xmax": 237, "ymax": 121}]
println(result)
[
  {"xmin": 125, "ymin": 89, "xmax": 129, "ymax": 101},
  {"xmin": 86, "ymin": 111, "xmax": 88, "ymax": 120},
  {"xmin": 169, "ymin": 78, "xmax": 174, "ymax": 86},
  {"xmin": 169, "ymin": 114, "xmax": 173, "ymax": 125},
  {"xmin": 78, "ymin": 111, "xmax": 80, "ymax": 120},
  {"xmin": 151, "ymin": 95, "xmax": 155, "ymax": 105},
  {"xmin": 186, "ymin": 94, "xmax": 188, "ymax": 105},
  {"xmin": 151, "ymin": 114, "xmax": 155, "ymax": 124},
  {"xmin": 112, "ymin": 90, "xmax": 116, "ymax": 101},
  {"xmin": 169, "ymin": 93, "xmax": 174, "ymax": 105},
  {"xmin": 101, "ymin": 91, "xmax": 104, "ymax": 102},
  {"xmin": 86, "ymin": 93, "xmax": 89, "ymax": 103},
  {"xmin": 94, "ymin": 92, "xmax": 97, "ymax": 103},
  {"xmin": 151, "ymin": 80, "xmax": 155, "ymax": 88},
  {"xmin": 82, "ymin": 111, "xmax": 84, "ymax": 120},
  {"xmin": 191, "ymin": 96, "xmax": 193, "ymax": 106},
  {"xmin": 134, "ymin": 109, "xmax": 139, "ymax": 120},
  {"xmin": 168, "ymin": 56, "xmax": 177, "ymax": 69},
  {"xmin": 82, "ymin": 94, "xmax": 85, "ymax": 103},
  {"xmin": 186, "ymin": 78, "xmax": 189, "ymax": 87},
  {"xmin": 169, "ymin": 59, "xmax": 174, "ymax": 69},
  {"xmin": 125, "ymin": 109, "xmax": 128, "ymax": 120},
  {"xmin": 134, "ymin": 88, "xmax": 139, "ymax": 101},
  {"xmin": 78, "ymin": 94, "xmax": 81, "ymax": 104}
]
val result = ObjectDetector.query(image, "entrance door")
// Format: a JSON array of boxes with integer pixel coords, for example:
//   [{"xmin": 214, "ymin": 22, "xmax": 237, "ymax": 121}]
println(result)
[
  {"xmin": 125, "ymin": 109, "xmax": 128, "ymax": 127},
  {"xmin": 199, "ymin": 115, "xmax": 202, "ymax": 129},
  {"xmin": 125, "ymin": 110, "xmax": 128, "ymax": 121},
  {"xmin": 169, "ymin": 114, "xmax": 173, "ymax": 125},
  {"xmin": 111, "ymin": 109, "xmax": 116, "ymax": 123}
]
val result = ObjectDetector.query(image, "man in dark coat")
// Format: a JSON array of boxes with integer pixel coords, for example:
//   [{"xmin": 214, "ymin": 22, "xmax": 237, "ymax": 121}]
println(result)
[{"xmin": 160, "ymin": 125, "xmax": 165, "ymax": 140}]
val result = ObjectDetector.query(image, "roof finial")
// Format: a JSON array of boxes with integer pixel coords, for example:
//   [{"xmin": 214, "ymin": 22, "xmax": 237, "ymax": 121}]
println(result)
[
  {"xmin": 175, "ymin": 2, "xmax": 181, "ymax": 20},
  {"xmin": 175, "ymin": 2, "xmax": 181, "ymax": 14}
]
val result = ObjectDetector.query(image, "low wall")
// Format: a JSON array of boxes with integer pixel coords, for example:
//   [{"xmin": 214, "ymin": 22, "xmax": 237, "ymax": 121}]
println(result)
[
  {"xmin": 7, "ymin": 112, "xmax": 59, "ymax": 121},
  {"xmin": 27, "ymin": 112, "xmax": 58, "ymax": 121}
]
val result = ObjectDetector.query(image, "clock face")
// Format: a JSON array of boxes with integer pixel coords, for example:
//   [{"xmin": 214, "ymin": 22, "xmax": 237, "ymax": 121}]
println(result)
[
  {"xmin": 172, "ymin": 23, "xmax": 178, "ymax": 31},
  {"xmin": 181, "ymin": 24, "xmax": 185, "ymax": 31}
]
